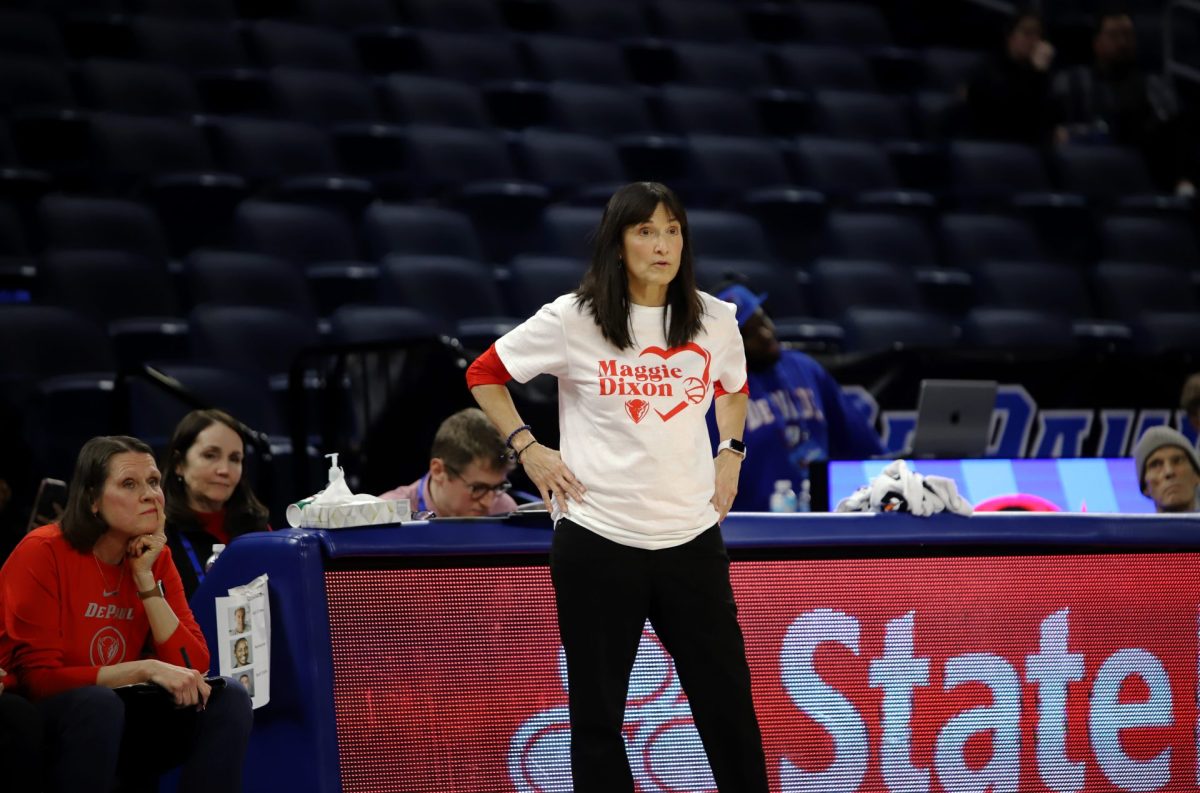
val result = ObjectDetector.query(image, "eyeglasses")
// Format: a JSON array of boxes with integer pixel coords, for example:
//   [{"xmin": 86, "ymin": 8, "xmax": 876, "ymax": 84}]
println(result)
[{"xmin": 445, "ymin": 465, "xmax": 512, "ymax": 500}]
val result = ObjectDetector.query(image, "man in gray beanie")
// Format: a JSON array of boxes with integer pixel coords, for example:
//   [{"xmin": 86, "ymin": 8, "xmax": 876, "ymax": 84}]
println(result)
[{"xmin": 1133, "ymin": 426, "xmax": 1200, "ymax": 513}]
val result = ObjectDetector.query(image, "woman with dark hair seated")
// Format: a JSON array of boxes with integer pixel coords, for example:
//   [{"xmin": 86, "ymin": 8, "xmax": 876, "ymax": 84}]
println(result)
[
  {"xmin": 162, "ymin": 409, "xmax": 270, "ymax": 598},
  {"xmin": 0, "ymin": 435, "xmax": 253, "ymax": 792}
]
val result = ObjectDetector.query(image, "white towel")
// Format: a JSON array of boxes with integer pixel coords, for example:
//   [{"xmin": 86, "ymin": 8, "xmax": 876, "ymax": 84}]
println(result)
[{"xmin": 835, "ymin": 460, "xmax": 973, "ymax": 516}]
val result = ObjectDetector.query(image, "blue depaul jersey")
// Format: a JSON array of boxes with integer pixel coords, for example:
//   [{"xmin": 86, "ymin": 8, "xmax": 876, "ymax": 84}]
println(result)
[{"xmin": 708, "ymin": 349, "xmax": 884, "ymax": 511}]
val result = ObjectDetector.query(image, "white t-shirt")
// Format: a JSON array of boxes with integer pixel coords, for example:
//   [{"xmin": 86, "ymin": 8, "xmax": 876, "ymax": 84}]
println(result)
[{"xmin": 495, "ymin": 291, "xmax": 747, "ymax": 550}]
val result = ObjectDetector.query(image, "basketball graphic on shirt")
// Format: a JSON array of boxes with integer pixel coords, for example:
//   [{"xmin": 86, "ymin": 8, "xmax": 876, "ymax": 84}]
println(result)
[
  {"xmin": 684, "ymin": 377, "xmax": 706, "ymax": 404},
  {"xmin": 625, "ymin": 399, "xmax": 649, "ymax": 424},
  {"xmin": 90, "ymin": 626, "xmax": 127, "ymax": 666}
]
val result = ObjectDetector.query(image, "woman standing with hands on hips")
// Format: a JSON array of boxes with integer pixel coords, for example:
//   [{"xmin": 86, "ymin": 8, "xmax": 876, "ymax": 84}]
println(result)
[
  {"xmin": 0, "ymin": 435, "xmax": 252, "ymax": 792},
  {"xmin": 467, "ymin": 182, "xmax": 768, "ymax": 792}
]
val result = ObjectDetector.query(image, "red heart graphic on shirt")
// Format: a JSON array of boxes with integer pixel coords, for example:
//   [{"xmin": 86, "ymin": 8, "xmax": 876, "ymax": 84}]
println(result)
[
  {"xmin": 638, "ymin": 343, "xmax": 712, "ymax": 421},
  {"xmin": 625, "ymin": 399, "xmax": 649, "ymax": 424}
]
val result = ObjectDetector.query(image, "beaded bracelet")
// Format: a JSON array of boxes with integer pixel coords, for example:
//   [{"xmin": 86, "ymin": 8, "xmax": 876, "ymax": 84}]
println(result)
[
  {"xmin": 505, "ymin": 424, "xmax": 533, "ymax": 449},
  {"xmin": 514, "ymin": 438, "xmax": 538, "ymax": 463}
]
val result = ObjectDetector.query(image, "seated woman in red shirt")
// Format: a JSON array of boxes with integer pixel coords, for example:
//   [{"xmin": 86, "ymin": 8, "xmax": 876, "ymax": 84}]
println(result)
[
  {"xmin": 162, "ymin": 409, "xmax": 270, "ymax": 599},
  {"xmin": 0, "ymin": 435, "xmax": 253, "ymax": 792}
]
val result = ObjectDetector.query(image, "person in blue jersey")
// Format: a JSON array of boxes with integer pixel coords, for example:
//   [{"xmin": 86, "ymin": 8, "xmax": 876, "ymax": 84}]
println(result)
[{"xmin": 711, "ymin": 284, "xmax": 884, "ymax": 511}]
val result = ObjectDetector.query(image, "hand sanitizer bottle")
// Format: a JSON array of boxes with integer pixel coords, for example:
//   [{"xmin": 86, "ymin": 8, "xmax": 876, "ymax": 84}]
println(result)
[{"xmin": 770, "ymin": 480, "xmax": 797, "ymax": 513}]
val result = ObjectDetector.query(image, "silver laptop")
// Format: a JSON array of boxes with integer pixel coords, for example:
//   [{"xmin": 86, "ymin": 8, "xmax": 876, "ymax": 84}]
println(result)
[{"xmin": 909, "ymin": 379, "xmax": 997, "ymax": 459}]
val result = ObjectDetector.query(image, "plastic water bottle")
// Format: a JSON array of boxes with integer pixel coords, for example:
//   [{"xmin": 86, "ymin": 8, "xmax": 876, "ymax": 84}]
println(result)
[
  {"xmin": 769, "ymin": 480, "xmax": 797, "ymax": 513},
  {"xmin": 796, "ymin": 479, "xmax": 812, "ymax": 513},
  {"xmin": 204, "ymin": 543, "xmax": 226, "ymax": 573}
]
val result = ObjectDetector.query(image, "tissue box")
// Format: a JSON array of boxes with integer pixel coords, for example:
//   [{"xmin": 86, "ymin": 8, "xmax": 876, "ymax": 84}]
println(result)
[{"xmin": 301, "ymin": 499, "xmax": 410, "ymax": 529}]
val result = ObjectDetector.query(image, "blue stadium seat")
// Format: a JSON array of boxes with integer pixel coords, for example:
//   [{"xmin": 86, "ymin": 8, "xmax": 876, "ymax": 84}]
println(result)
[
  {"xmin": 206, "ymin": 117, "xmax": 375, "ymax": 209},
  {"xmin": 810, "ymin": 90, "xmax": 914, "ymax": 141},
  {"xmin": 40, "ymin": 195, "xmax": 169, "ymax": 261},
  {"xmin": 382, "ymin": 75, "xmax": 490, "ymax": 128},
  {"xmin": 539, "ymin": 204, "xmax": 601, "ymax": 259},
  {"xmin": 841, "ymin": 306, "xmax": 959, "ymax": 353},
  {"xmin": 812, "ymin": 258, "xmax": 924, "ymax": 315},
  {"xmin": 524, "ymin": 35, "xmax": 634, "ymax": 85},
  {"xmin": 134, "ymin": 0, "xmax": 239, "ymax": 19},
  {"xmin": 296, "ymin": 0, "xmax": 401, "ymax": 29},
  {"xmin": 939, "ymin": 212, "xmax": 1049, "ymax": 271},
  {"xmin": 547, "ymin": 0, "xmax": 650, "ymax": 40},
  {"xmin": 1099, "ymin": 215, "xmax": 1200, "ymax": 268},
  {"xmin": 77, "ymin": 59, "xmax": 202, "ymax": 118},
  {"xmin": 824, "ymin": 211, "xmax": 937, "ymax": 269},
  {"xmin": 327, "ymin": 305, "xmax": 448, "ymax": 344},
  {"xmin": 0, "ymin": 11, "xmax": 69, "ymax": 61},
  {"xmin": 184, "ymin": 250, "xmax": 317, "ymax": 322},
  {"xmin": 545, "ymin": 82, "xmax": 656, "ymax": 136},
  {"xmin": 793, "ymin": 137, "xmax": 932, "ymax": 209},
  {"xmin": 961, "ymin": 308, "xmax": 1079, "ymax": 352},
  {"xmin": 687, "ymin": 209, "xmax": 774, "ymax": 261},
  {"xmin": 267, "ymin": 67, "xmax": 381, "ymax": 124},
  {"xmin": 362, "ymin": 203, "xmax": 484, "ymax": 261},
  {"xmin": 379, "ymin": 255, "xmax": 519, "ymax": 346},
  {"xmin": 660, "ymin": 86, "xmax": 763, "ymax": 137},
  {"xmin": 772, "ymin": 44, "xmax": 876, "ymax": 91},
  {"xmin": 234, "ymin": 200, "xmax": 360, "ymax": 265},
  {"xmin": 189, "ymin": 305, "xmax": 320, "ymax": 386},
  {"xmin": 131, "ymin": 17, "xmax": 250, "ymax": 73},
  {"xmin": 1092, "ymin": 261, "xmax": 1200, "ymax": 353},
  {"xmin": 650, "ymin": 1, "xmax": 752, "ymax": 43},
  {"xmin": 412, "ymin": 31, "xmax": 526, "ymax": 83},
  {"xmin": 683, "ymin": 134, "xmax": 795, "ymax": 205},
  {"xmin": 0, "ymin": 56, "xmax": 74, "ymax": 113},
  {"xmin": 249, "ymin": 20, "xmax": 363, "ymax": 72},
  {"xmin": 921, "ymin": 47, "xmax": 985, "ymax": 92},
  {"xmin": 39, "ymin": 249, "xmax": 188, "ymax": 367},
  {"xmin": 402, "ymin": 0, "xmax": 507, "ymax": 32},
  {"xmin": 514, "ymin": 129, "xmax": 626, "ymax": 203},
  {"xmin": 504, "ymin": 255, "xmax": 588, "ymax": 317},
  {"xmin": 671, "ymin": 42, "xmax": 772, "ymax": 89},
  {"xmin": 1054, "ymin": 144, "xmax": 1181, "ymax": 209}
]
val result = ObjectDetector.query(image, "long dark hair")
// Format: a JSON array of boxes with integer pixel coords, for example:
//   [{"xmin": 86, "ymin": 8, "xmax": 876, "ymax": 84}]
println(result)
[
  {"xmin": 162, "ymin": 409, "xmax": 269, "ymax": 537},
  {"xmin": 61, "ymin": 435, "xmax": 156, "ymax": 553},
  {"xmin": 574, "ymin": 182, "xmax": 705, "ymax": 350}
]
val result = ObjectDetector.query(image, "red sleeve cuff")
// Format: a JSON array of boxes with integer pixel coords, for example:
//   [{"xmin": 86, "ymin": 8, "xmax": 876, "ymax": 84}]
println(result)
[
  {"xmin": 713, "ymin": 378, "xmax": 749, "ymax": 398},
  {"xmin": 466, "ymin": 344, "xmax": 513, "ymax": 389}
]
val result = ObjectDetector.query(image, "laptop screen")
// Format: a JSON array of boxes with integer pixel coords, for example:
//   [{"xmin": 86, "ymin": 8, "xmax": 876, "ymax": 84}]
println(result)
[{"xmin": 826, "ymin": 458, "xmax": 1152, "ymax": 514}]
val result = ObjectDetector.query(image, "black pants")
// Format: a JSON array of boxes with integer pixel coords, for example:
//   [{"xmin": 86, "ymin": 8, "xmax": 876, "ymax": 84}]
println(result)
[
  {"xmin": 35, "ymin": 679, "xmax": 253, "ymax": 793},
  {"xmin": 550, "ymin": 519, "xmax": 768, "ymax": 793},
  {"xmin": 0, "ymin": 692, "xmax": 45, "ymax": 792}
]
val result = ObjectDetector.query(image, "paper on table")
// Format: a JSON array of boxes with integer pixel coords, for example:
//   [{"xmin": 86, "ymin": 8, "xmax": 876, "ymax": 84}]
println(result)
[{"xmin": 215, "ymin": 573, "xmax": 270, "ymax": 709}]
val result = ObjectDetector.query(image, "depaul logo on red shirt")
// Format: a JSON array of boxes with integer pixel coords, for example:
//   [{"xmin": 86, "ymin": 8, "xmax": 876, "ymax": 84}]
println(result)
[
  {"xmin": 598, "ymin": 343, "xmax": 711, "ymax": 424},
  {"xmin": 89, "ymin": 626, "xmax": 127, "ymax": 666}
]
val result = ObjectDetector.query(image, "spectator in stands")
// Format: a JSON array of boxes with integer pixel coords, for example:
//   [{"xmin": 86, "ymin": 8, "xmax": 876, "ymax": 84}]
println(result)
[
  {"xmin": 1133, "ymin": 426, "xmax": 1200, "ymax": 513},
  {"xmin": 467, "ymin": 182, "xmax": 768, "ymax": 792},
  {"xmin": 1181, "ymin": 372, "xmax": 1200, "ymax": 434},
  {"xmin": 966, "ymin": 9, "xmax": 1058, "ymax": 145},
  {"xmin": 163, "ymin": 409, "xmax": 270, "ymax": 598},
  {"xmin": 712, "ymin": 284, "xmax": 884, "ymax": 512},
  {"xmin": 0, "ymin": 435, "xmax": 253, "ymax": 792},
  {"xmin": 378, "ymin": 407, "xmax": 518, "ymax": 517},
  {"xmin": 0, "ymin": 669, "xmax": 44, "ymax": 792},
  {"xmin": 1052, "ymin": 8, "xmax": 1197, "ymax": 194}
]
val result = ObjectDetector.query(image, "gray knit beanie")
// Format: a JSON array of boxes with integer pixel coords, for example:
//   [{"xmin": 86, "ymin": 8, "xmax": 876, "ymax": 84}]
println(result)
[{"xmin": 1133, "ymin": 426, "xmax": 1200, "ymax": 489}]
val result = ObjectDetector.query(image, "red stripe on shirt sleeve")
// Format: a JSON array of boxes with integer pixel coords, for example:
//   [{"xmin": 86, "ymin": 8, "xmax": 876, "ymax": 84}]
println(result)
[
  {"xmin": 466, "ymin": 344, "xmax": 513, "ymax": 389},
  {"xmin": 713, "ymin": 378, "xmax": 750, "ymax": 398}
]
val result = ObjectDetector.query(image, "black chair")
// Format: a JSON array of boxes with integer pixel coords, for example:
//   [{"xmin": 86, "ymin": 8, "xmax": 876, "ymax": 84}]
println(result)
[
  {"xmin": 184, "ymin": 250, "xmax": 317, "ymax": 321},
  {"xmin": 515, "ymin": 129, "xmax": 626, "ymax": 204},
  {"xmin": 1099, "ymin": 215, "xmax": 1200, "ymax": 268},
  {"xmin": 267, "ymin": 67, "xmax": 382, "ymax": 125},
  {"xmin": 547, "ymin": 0, "xmax": 650, "ymax": 40},
  {"xmin": 40, "ymin": 194, "xmax": 170, "ymax": 261},
  {"xmin": 539, "ymin": 204, "xmax": 601, "ymax": 259},
  {"xmin": 840, "ymin": 306, "xmax": 959, "ymax": 353},
  {"xmin": 772, "ymin": 44, "xmax": 876, "ymax": 91},
  {"xmin": 188, "ymin": 304, "xmax": 320, "ymax": 387},
  {"xmin": 659, "ymin": 86, "xmax": 763, "ymax": 137},
  {"xmin": 39, "ymin": 249, "xmax": 188, "ymax": 368},
  {"xmin": 545, "ymin": 82, "xmax": 656, "ymax": 137},
  {"xmin": 382, "ymin": 74, "xmax": 491, "ymax": 128},
  {"xmin": 687, "ymin": 209, "xmax": 774, "ymax": 261},
  {"xmin": 362, "ymin": 203, "xmax": 484, "ymax": 261},
  {"xmin": 402, "ymin": 0, "xmax": 507, "ymax": 32},
  {"xmin": 650, "ymin": 0, "xmax": 752, "ymax": 43},
  {"xmin": 0, "ymin": 10, "xmax": 69, "ymax": 61},
  {"xmin": 939, "ymin": 212, "xmax": 1049, "ymax": 272},
  {"xmin": 961, "ymin": 308, "xmax": 1079, "ymax": 353},
  {"xmin": 131, "ymin": 17, "xmax": 250, "ymax": 73},
  {"xmin": 1092, "ymin": 261, "xmax": 1200, "ymax": 353},
  {"xmin": 412, "ymin": 30, "xmax": 526, "ymax": 83},
  {"xmin": 77, "ymin": 58, "xmax": 202, "ymax": 118},
  {"xmin": 504, "ymin": 255, "xmax": 588, "ymax": 317},
  {"xmin": 671, "ymin": 42, "xmax": 772, "ymax": 89},
  {"xmin": 810, "ymin": 90, "xmax": 914, "ymax": 142},
  {"xmin": 248, "ymin": 20, "xmax": 363, "ymax": 73},
  {"xmin": 523, "ymin": 35, "xmax": 634, "ymax": 85},
  {"xmin": 379, "ymin": 255, "xmax": 520, "ymax": 347}
]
